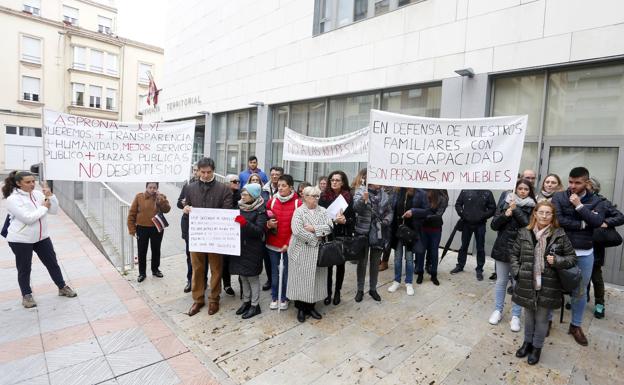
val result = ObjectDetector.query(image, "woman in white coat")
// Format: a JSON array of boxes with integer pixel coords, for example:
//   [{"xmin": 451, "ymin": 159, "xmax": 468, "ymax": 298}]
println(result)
[
  {"xmin": 2, "ymin": 171, "xmax": 77, "ymax": 308},
  {"xmin": 287, "ymin": 186, "xmax": 333, "ymax": 323}
]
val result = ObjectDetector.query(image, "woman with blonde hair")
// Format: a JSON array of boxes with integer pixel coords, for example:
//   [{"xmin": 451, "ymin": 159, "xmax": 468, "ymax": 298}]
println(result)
[{"xmin": 537, "ymin": 173, "xmax": 563, "ymax": 202}]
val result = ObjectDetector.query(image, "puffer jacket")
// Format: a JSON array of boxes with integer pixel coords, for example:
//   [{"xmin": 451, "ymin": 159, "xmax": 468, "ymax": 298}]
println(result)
[
  {"xmin": 229, "ymin": 205, "xmax": 268, "ymax": 276},
  {"xmin": 265, "ymin": 193, "xmax": 302, "ymax": 250},
  {"xmin": 353, "ymin": 186, "xmax": 393, "ymax": 249},
  {"xmin": 511, "ymin": 227, "xmax": 577, "ymax": 310},
  {"xmin": 455, "ymin": 189, "xmax": 496, "ymax": 227},
  {"xmin": 490, "ymin": 203, "xmax": 534, "ymax": 263},
  {"xmin": 552, "ymin": 189, "xmax": 606, "ymax": 250},
  {"xmin": 6, "ymin": 188, "xmax": 58, "ymax": 243},
  {"xmin": 422, "ymin": 191, "xmax": 448, "ymax": 229}
]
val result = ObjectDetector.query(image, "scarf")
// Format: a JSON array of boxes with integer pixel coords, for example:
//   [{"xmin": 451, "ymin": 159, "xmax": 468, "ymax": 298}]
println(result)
[
  {"xmin": 506, "ymin": 194, "xmax": 536, "ymax": 208},
  {"xmin": 321, "ymin": 189, "xmax": 352, "ymax": 204},
  {"xmin": 274, "ymin": 190, "xmax": 295, "ymax": 204},
  {"xmin": 238, "ymin": 196, "xmax": 265, "ymax": 212},
  {"xmin": 540, "ymin": 190, "xmax": 554, "ymax": 200},
  {"xmin": 532, "ymin": 225, "xmax": 550, "ymax": 291}
]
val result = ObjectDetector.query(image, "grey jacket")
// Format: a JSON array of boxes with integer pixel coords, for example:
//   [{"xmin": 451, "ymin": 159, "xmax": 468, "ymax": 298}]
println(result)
[{"xmin": 353, "ymin": 186, "xmax": 393, "ymax": 249}]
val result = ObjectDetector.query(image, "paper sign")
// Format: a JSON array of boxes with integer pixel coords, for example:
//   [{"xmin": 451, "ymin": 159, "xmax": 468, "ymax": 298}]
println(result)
[
  {"xmin": 326, "ymin": 194, "xmax": 348, "ymax": 220},
  {"xmin": 189, "ymin": 208, "xmax": 240, "ymax": 255}
]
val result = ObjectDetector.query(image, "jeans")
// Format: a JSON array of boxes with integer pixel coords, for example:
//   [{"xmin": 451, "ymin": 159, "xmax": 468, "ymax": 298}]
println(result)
[
  {"xmin": 9, "ymin": 238, "xmax": 66, "ymax": 296},
  {"xmin": 417, "ymin": 230, "xmax": 442, "ymax": 275},
  {"xmin": 494, "ymin": 261, "xmax": 522, "ymax": 317},
  {"xmin": 357, "ymin": 247, "xmax": 382, "ymax": 291},
  {"xmin": 268, "ymin": 249, "xmax": 288, "ymax": 301},
  {"xmin": 456, "ymin": 223, "xmax": 486, "ymax": 272},
  {"xmin": 524, "ymin": 305, "xmax": 550, "ymax": 349},
  {"xmin": 136, "ymin": 225, "xmax": 163, "ymax": 275},
  {"xmin": 240, "ymin": 275, "xmax": 260, "ymax": 306},
  {"xmin": 394, "ymin": 240, "xmax": 414, "ymax": 284},
  {"xmin": 571, "ymin": 252, "xmax": 594, "ymax": 326}
]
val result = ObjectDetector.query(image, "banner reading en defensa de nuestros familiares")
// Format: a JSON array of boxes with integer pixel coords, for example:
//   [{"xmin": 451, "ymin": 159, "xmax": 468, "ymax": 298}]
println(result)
[
  {"xmin": 367, "ymin": 110, "xmax": 528, "ymax": 190},
  {"xmin": 43, "ymin": 109, "xmax": 195, "ymax": 182}
]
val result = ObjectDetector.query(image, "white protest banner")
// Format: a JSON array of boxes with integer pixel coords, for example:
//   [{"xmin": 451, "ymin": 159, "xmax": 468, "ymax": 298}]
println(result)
[
  {"xmin": 282, "ymin": 126, "xmax": 368, "ymax": 162},
  {"xmin": 42, "ymin": 109, "xmax": 195, "ymax": 182},
  {"xmin": 189, "ymin": 208, "xmax": 240, "ymax": 255},
  {"xmin": 367, "ymin": 110, "xmax": 527, "ymax": 190}
]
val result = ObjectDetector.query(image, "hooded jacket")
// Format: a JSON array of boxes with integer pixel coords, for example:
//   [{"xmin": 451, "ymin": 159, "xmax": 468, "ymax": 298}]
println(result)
[{"xmin": 6, "ymin": 188, "xmax": 58, "ymax": 243}]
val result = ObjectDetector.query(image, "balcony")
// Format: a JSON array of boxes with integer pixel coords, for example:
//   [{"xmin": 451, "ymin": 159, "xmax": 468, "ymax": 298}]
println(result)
[{"xmin": 23, "ymin": 5, "xmax": 40, "ymax": 16}]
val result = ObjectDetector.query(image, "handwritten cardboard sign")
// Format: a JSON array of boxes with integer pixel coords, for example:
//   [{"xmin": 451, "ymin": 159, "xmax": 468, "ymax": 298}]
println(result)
[
  {"xmin": 367, "ymin": 110, "xmax": 528, "ymax": 190},
  {"xmin": 42, "ymin": 109, "xmax": 195, "ymax": 182},
  {"xmin": 189, "ymin": 208, "xmax": 240, "ymax": 255}
]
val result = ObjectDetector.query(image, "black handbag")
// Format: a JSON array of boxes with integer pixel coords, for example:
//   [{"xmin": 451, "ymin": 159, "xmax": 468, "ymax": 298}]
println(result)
[
  {"xmin": 317, "ymin": 235, "xmax": 344, "ymax": 267},
  {"xmin": 593, "ymin": 227, "xmax": 623, "ymax": 248},
  {"xmin": 338, "ymin": 234, "xmax": 368, "ymax": 261},
  {"xmin": 556, "ymin": 264, "xmax": 582, "ymax": 293},
  {"xmin": 397, "ymin": 194, "xmax": 419, "ymax": 243}
]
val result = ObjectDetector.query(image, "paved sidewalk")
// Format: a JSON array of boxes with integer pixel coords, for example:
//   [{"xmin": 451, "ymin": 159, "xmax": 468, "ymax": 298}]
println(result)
[{"xmin": 0, "ymin": 203, "xmax": 218, "ymax": 385}]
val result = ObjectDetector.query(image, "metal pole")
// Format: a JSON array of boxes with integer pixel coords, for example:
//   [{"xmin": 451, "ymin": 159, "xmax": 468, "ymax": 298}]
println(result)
[
  {"xmin": 100, "ymin": 188, "xmax": 105, "ymax": 238},
  {"xmin": 277, "ymin": 251, "xmax": 284, "ymax": 313},
  {"xmin": 119, "ymin": 205, "xmax": 126, "ymax": 273}
]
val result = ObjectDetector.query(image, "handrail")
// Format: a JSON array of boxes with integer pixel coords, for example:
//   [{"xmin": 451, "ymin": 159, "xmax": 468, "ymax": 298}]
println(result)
[{"xmin": 101, "ymin": 182, "xmax": 130, "ymax": 205}]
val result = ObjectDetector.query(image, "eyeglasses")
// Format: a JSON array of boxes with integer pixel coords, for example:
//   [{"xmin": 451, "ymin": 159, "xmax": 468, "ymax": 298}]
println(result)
[
  {"xmin": 306, "ymin": 194, "xmax": 320, "ymax": 199},
  {"xmin": 231, "ymin": 180, "xmax": 240, "ymax": 184},
  {"xmin": 330, "ymin": 179, "xmax": 342, "ymax": 183},
  {"xmin": 536, "ymin": 211, "xmax": 553, "ymax": 217}
]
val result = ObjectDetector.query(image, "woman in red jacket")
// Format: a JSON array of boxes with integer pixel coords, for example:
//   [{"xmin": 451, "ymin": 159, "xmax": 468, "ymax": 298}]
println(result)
[{"xmin": 266, "ymin": 174, "xmax": 301, "ymax": 311}]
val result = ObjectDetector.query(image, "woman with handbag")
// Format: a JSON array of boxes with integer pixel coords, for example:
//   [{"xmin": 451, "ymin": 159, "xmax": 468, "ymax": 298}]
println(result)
[
  {"xmin": 127, "ymin": 182, "xmax": 171, "ymax": 282},
  {"xmin": 419, "ymin": 189, "xmax": 448, "ymax": 286},
  {"xmin": 319, "ymin": 171, "xmax": 354, "ymax": 306},
  {"xmin": 388, "ymin": 188, "xmax": 428, "ymax": 296},
  {"xmin": 489, "ymin": 179, "xmax": 536, "ymax": 332},
  {"xmin": 287, "ymin": 185, "xmax": 334, "ymax": 322},
  {"xmin": 231, "ymin": 183, "xmax": 268, "ymax": 319},
  {"xmin": 353, "ymin": 183, "xmax": 394, "ymax": 302},
  {"xmin": 510, "ymin": 201, "xmax": 576, "ymax": 365}
]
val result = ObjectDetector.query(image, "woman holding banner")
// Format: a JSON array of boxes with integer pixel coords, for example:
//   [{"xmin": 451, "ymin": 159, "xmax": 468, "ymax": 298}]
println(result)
[
  {"xmin": 231, "ymin": 183, "xmax": 267, "ymax": 319},
  {"xmin": 319, "ymin": 171, "xmax": 354, "ymax": 306},
  {"xmin": 127, "ymin": 182, "xmax": 171, "ymax": 283},
  {"xmin": 288, "ymin": 185, "xmax": 333, "ymax": 322}
]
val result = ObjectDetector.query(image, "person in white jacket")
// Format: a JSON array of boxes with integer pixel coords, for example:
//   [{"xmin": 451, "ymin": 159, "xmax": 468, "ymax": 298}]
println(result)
[{"xmin": 2, "ymin": 171, "xmax": 77, "ymax": 308}]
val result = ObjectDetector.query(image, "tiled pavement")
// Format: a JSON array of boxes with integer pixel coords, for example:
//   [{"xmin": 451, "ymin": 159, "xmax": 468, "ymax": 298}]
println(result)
[{"xmin": 0, "ymin": 202, "xmax": 218, "ymax": 385}]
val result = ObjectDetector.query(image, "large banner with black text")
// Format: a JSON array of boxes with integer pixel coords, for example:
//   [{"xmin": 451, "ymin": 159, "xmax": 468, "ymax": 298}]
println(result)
[
  {"xmin": 282, "ymin": 126, "xmax": 369, "ymax": 163},
  {"xmin": 43, "ymin": 109, "xmax": 195, "ymax": 181},
  {"xmin": 367, "ymin": 110, "xmax": 527, "ymax": 190}
]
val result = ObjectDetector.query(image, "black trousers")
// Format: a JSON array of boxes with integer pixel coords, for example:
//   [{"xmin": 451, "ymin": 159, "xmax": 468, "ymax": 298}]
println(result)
[
  {"xmin": 136, "ymin": 225, "xmax": 164, "ymax": 275},
  {"xmin": 9, "ymin": 237, "xmax": 66, "ymax": 296},
  {"xmin": 294, "ymin": 300, "xmax": 316, "ymax": 311},
  {"xmin": 222, "ymin": 256, "xmax": 231, "ymax": 287},
  {"xmin": 327, "ymin": 263, "xmax": 345, "ymax": 296}
]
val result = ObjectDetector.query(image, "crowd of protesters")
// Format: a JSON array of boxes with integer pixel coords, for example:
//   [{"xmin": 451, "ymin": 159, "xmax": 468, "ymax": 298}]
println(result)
[{"xmin": 4, "ymin": 153, "xmax": 623, "ymax": 367}]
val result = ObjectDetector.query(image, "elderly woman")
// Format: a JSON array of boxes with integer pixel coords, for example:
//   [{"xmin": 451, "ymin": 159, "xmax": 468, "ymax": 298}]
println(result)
[
  {"xmin": 128, "ymin": 182, "xmax": 171, "ymax": 282},
  {"xmin": 287, "ymin": 185, "xmax": 334, "ymax": 323}
]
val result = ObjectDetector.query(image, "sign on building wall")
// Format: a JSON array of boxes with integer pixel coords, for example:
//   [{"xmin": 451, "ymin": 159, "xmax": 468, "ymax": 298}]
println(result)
[
  {"xmin": 282, "ymin": 127, "xmax": 369, "ymax": 163},
  {"xmin": 367, "ymin": 110, "xmax": 528, "ymax": 190},
  {"xmin": 42, "ymin": 109, "xmax": 195, "ymax": 182},
  {"xmin": 189, "ymin": 208, "xmax": 240, "ymax": 255}
]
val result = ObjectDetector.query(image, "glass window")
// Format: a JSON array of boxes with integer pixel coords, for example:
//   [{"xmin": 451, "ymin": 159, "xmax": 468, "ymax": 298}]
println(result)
[
  {"xmin": 215, "ymin": 143, "xmax": 226, "ymax": 175},
  {"xmin": 63, "ymin": 5, "xmax": 78, "ymax": 25},
  {"xmin": 22, "ymin": 76, "xmax": 40, "ymax": 102},
  {"xmin": 272, "ymin": 143, "xmax": 283, "ymax": 168},
  {"xmin": 493, "ymin": 75, "xmax": 544, "ymax": 138},
  {"xmin": 20, "ymin": 127, "xmax": 42, "ymax": 137},
  {"xmin": 72, "ymin": 83, "xmax": 84, "ymax": 106},
  {"xmin": 73, "ymin": 46, "xmax": 86, "ymax": 70},
  {"xmin": 138, "ymin": 63, "xmax": 152, "ymax": 84},
  {"xmin": 23, "ymin": 0, "xmax": 41, "ymax": 15},
  {"xmin": 354, "ymin": 0, "xmax": 368, "ymax": 21},
  {"xmin": 90, "ymin": 50, "xmax": 103, "ymax": 73},
  {"xmin": 337, "ymin": 0, "xmax": 354, "ymax": 27},
  {"xmin": 250, "ymin": 109, "xmax": 257, "ymax": 141},
  {"xmin": 137, "ymin": 94, "xmax": 147, "ymax": 114},
  {"xmin": 106, "ymin": 88, "xmax": 116, "ymax": 110},
  {"xmin": 106, "ymin": 53, "xmax": 118, "ymax": 76},
  {"xmin": 545, "ymin": 65, "xmax": 624, "ymax": 136},
  {"xmin": 291, "ymin": 101, "xmax": 325, "ymax": 136},
  {"xmin": 228, "ymin": 111, "xmax": 249, "ymax": 141},
  {"xmin": 328, "ymin": 93, "xmax": 378, "ymax": 136},
  {"xmin": 272, "ymin": 105, "xmax": 289, "ymax": 140},
  {"xmin": 374, "ymin": 0, "xmax": 390, "ymax": 15},
  {"xmin": 89, "ymin": 86, "xmax": 102, "ymax": 108},
  {"xmin": 519, "ymin": 142, "xmax": 538, "ymax": 175},
  {"xmin": 21, "ymin": 36, "xmax": 41, "ymax": 64},
  {"xmin": 6, "ymin": 126, "xmax": 17, "ymax": 135},
  {"xmin": 214, "ymin": 113, "xmax": 226, "ymax": 141},
  {"xmin": 381, "ymin": 86, "xmax": 442, "ymax": 117},
  {"xmin": 399, "ymin": 0, "xmax": 416, "ymax": 6},
  {"xmin": 98, "ymin": 15, "xmax": 112, "ymax": 33}
]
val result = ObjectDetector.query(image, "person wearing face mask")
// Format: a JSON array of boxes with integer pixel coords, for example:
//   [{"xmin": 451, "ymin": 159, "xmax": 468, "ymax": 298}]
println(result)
[
  {"xmin": 537, "ymin": 173, "xmax": 564, "ymax": 203},
  {"xmin": 489, "ymin": 179, "xmax": 536, "ymax": 332},
  {"xmin": 128, "ymin": 182, "xmax": 171, "ymax": 283},
  {"xmin": 3, "ymin": 171, "xmax": 77, "ymax": 308}
]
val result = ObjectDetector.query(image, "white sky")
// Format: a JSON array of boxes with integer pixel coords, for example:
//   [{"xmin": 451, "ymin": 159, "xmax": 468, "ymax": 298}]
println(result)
[{"xmin": 116, "ymin": 0, "xmax": 167, "ymax": 48}]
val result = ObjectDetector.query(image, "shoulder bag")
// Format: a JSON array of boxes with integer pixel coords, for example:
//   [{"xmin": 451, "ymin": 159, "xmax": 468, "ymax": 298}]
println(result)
[
  {"xmin": 593, "ymin": 227, "xmax": 623, "ymax": 248},
  {"xmin": 317, "ymin": 233, "xmax": 344, "ymax": 267}
]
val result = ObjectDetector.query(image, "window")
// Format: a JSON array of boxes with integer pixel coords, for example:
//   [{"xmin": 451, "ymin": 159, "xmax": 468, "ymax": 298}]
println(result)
[
  {"xmin": 23, "ymin": 0, "xmax": 40, "ymax": 16},
  {"xmin": 22, "ymin": 76, "xmax": 40, "ymax": 102},
  {"xmin": 138, "ymin": 63, "xmax": 152, "ymax": 84},
  {"xmin": 137, "ymin": 94, "xmax": 147, "ymax": 115},
  {"xmin": 374, "ymin": 0, "xmax": 390, "ymax": 15},
  {"xmin": 214, "ymin": 109, "xmax": 257, "ymax": 175},
  {"xmin": 90, "ymin": 50, "xmax": 103, "ymax": 73},
  {"xmin": 20, "ymin": 127, "xmax": 42, "ymax": 137},
  {"xmin": 89, "ymin": 86, "xmax": 102, "ymax": 108},
  {"xmin": 6, "ymin": 126, "xmax": 17, "ymax": 135},
  {"xmin": 98, "ymin": 16, "xmax": 112, "ymax": 34},
  {"xmin": 381, "ymin": 86, "xmax": 442, "ymax": 117},
  {"xmin": 106, "ymin": 88, "xmax": 116, "ymax": 110},
  {"xmin": 63, "ymin": 5, "xmax": 78, "ymax": 25},
  {"xmin": 21, "ymin": 35, "xmax": 41, "ymax": 64},
  {"xmin": 73, "ymin": 46, "xmax": 86, "ymax": 70},
  {"xmin": 23, "ymin": 0, "xmax": 40, "ymax": 15},
  {"xmin": 72, "ymin": 83, "xmax": 84, "ymax": 106},
  {"xmin": 105, "ymin": 53, "xmax": 118, "ymax": 76}
]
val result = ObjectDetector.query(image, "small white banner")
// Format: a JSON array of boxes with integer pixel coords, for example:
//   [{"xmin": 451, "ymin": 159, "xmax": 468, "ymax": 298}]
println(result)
[
  {"xmin": 282, "ymin": 126, "xmax": 369, "ymax": 163},
  {"xmin": 42, "ymin": 109, "xmax": 195, "ymax": 182},
  {"xmin": 367, "ymin": 110, "xmax": 528, "ymax": 190},
  {"xmin": 189, "ymin": 208, "xmax": 240, "ymax": 255}
]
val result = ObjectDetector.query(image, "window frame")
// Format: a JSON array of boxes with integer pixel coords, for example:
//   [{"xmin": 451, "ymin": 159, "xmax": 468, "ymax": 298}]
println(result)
[
  {"xmin": 72, "ymin": 82, "xmax": 85, "ymax": 106},
  {"xmin": 89, "ymin": 85, "xmax": 102, "ymax": 109},
  {"xmin": 20, "ymin": 34, "xmax": 42, "ymax": 65},
  {"xmin": 23, "ymin": 0, "xmax": 41, "ymax": 16},
  {"xmin": 89, "ymin": 49, "xmax": 104, "ymax": 73},
  {"xmin": 138, "ymin": 62, "xmax": 152, "ymax": 84},
  {"xmin": 98, "ymin": 15, "xmax": 113, "ymax": 34},
  {"xmin": 62, "ymin": 5, "xmax": 79, "ymax": 25},
  {"xmin": 21, "ymin": 75, "xmax": 40, "ymax": 102},
  {"xmin": 105, "ymin": 88, "xmax": 117, "ymax": 111}
]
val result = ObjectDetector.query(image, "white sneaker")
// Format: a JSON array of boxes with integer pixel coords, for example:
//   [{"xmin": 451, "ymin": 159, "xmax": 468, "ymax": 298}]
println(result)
[
  {"xmin": 510, "ymin": 316, "xmax": 521, "ymax": 332},
  {"xmin": 279, "ymin": 301, "xmax": 289, "ymax": 310},
  {"xmin": 387, "ymin": 281, "xmax": 400, "ymax": 293},
  {"xmin": 406, "ymin": 284, "xmax": 414, "ymax": 296},
  {"xmin": 269, "ymin": 301, "xmax": 278, "ymax": 310},
  {"xmin": 488, "ymin": 310, "xmax": 502, "ymax": 325}
]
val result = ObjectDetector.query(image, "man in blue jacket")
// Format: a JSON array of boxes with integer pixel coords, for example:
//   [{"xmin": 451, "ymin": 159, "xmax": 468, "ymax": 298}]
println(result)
[
  {"xmin": 552, "ymin": 167, "xmax": 606, "ymax": 346},
  {"xmin": 239, "ymin": 155, "xmax": 268, "ymax": 188}
]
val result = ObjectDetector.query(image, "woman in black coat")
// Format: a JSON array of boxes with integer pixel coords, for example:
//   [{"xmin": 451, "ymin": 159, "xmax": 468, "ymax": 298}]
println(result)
[
  {"xmin": 510, "ymin": 201, "xmax": 576, "ymax": 365},
  {"xmin": 231, "ymin": 183, "xmax": 268, "ymax": 319},
  {"xmin": 319, "ymin": 171, "xmax": 355, "ymax": 306}
]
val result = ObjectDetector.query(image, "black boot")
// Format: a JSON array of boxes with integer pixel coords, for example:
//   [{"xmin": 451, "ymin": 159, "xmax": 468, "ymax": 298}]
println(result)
[
  {"xmin": 236, "ymin": 301, "xmax": 251, "ymax": 315},
  {"xmin": 324, "ymin": 292, "xmax": 332, "ymax": 305},
  {"xmin": 515, "ymin": 342, "xmax": 533, "ymax": 358},
  {"xmin": 242, "ymin": 304, "xmax": 261, "ymax": 319},
  {"xmin": 355, "ymin": 291, "xmax": 364, "ymax": 302},
  {"xmin": 527, "ymin": 347, "xmax": 541, "ymax": 365},
  {"xmin": 369, "ymin": 290, "xmax": 381, "ymax": 302},
  {"xmin": 333, "ymin": 290, "xmax": 341, "ymax": 305},
  {"xmin": 431, "ymin": 274, "xmax": 439, "ymax": 286},
  {"xmin": 416, "ymin": 273, "xmax": 424, "ymax": 284},
  {"xmin": 297, "ymin": 309, "xmax": 306, "ymax": 322}
]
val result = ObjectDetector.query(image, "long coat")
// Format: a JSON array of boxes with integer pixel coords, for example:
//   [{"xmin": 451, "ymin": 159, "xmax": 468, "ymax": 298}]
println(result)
[
  {"xmin": 286, "ymin": 205, "xmax": 333, "ymax": 303},
  {"xmin": 490, "ymin": 203, "xmax": 534, "ymax": 263},
  {"xmin": 229, "ymin": 206, "xmax": 268, "ymax": 277}
]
